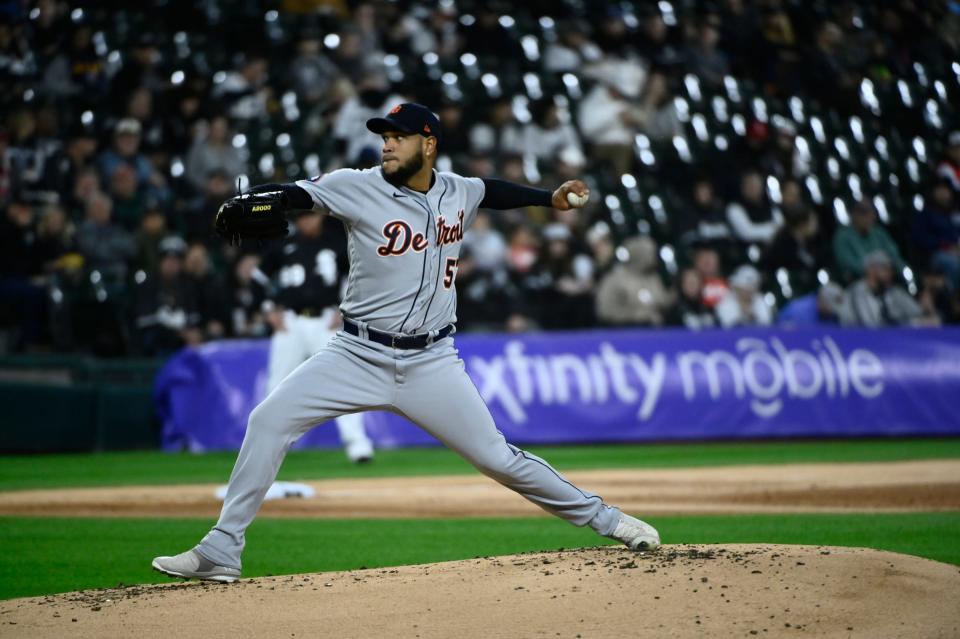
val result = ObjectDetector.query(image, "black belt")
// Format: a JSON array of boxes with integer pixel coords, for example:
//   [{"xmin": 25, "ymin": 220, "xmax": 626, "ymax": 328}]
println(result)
[{"xmin": 343, "ymin": 319, "xmax": 453, "ymax": 349}]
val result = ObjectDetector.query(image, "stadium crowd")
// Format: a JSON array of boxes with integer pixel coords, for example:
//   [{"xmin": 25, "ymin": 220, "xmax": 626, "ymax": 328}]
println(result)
[{"xmin": 1, "ymin": 0, "xmax": 959, "ymax": 356}]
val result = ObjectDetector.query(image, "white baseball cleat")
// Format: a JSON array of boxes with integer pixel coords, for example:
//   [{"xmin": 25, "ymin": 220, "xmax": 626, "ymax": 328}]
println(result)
[
  {"xmin": 346, "ymin": 440, "xmax": 375, "ymax": 464},
  {"xmin": 607, "ymin": 513, "xmax": 661, "ymax": 551},
  {"xmin": 152, "ymin": 549, "xmax": 241, "ymax": 583}
]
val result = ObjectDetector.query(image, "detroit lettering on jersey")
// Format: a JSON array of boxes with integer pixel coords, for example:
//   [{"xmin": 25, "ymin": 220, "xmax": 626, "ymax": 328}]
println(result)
[
  {"xmin": 295, "ymin": 167, "xmax": 486, "ymax": 334},
  {"xmin": 376, "ymin": 209, "xmax": 464, "ymax": 256}
]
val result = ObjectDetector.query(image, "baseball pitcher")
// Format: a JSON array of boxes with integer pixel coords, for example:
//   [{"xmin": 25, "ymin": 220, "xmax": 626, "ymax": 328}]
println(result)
[{"xmin": 153, "ymin": 103, "xmax": 660, "ymax": 582}]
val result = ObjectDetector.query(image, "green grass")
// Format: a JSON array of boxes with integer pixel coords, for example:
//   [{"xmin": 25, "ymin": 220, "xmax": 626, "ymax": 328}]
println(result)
[
  {"xmin": 1, "ymin": 438, "xmax": 959, "ymax": 491},
  {"xmin": 1, "ymin": 512, "xmax": 958, "ymax": 600}
]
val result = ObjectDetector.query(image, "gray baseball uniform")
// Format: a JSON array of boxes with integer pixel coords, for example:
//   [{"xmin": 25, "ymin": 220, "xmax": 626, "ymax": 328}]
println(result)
[{"xmin": 196, "ymin": 167, "xmax": 622, "ymax": 570}]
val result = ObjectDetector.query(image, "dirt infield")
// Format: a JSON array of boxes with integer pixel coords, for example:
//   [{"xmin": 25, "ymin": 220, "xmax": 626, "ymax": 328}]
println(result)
[
  {"xmin": 1, "ymin": 460, "xmax": 958, "ymax": 518},
  {"xmin": 2, "ymin": 545, "xmax": 958, "ymax": 638}
]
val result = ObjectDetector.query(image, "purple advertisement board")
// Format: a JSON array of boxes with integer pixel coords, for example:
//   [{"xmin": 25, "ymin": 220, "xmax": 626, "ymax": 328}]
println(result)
[{"xmin": 154, "ymin": 328, "xmax": 960, "ymax": 452}]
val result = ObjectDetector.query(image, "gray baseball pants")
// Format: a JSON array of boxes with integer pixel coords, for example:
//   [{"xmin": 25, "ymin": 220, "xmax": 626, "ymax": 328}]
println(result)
[{"xmin": 196, "ymin": 329, "xmax": 622, "ymax": 569}]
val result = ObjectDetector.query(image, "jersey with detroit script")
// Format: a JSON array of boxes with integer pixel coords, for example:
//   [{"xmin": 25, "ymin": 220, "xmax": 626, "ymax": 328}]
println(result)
[{"xmin": 295, "ymin": 167, "xmax": 485, "ymax": 334}]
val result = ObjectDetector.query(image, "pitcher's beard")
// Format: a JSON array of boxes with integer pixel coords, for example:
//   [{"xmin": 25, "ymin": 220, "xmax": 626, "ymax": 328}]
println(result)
[{"xmin": 382, "ymin": 149, "xmax": 425, "ymax": 188}]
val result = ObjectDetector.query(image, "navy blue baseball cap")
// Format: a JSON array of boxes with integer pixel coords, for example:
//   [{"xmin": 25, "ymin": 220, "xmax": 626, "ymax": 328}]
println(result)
[{"xmin": 366, "ymin": 103, "xmax": 442, "ymax": 145}]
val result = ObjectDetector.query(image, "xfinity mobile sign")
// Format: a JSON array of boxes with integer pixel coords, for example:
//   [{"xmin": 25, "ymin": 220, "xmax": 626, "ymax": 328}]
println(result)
[
  {"xmin": 157, "ymin": 327, "xmax": 960, "ymax": 451},
  {"xmin": 470, "ymin": 336, "xmax": 885, "ymax": 423}
]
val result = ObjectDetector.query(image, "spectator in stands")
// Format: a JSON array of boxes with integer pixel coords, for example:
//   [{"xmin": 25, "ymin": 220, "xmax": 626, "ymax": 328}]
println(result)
[
  {"xmin": 228, "ymin": 253, "xmax": 267, "ymax": 338},
  {"xmin": 212, "ymin": 55, "xmax": 271, "ymax": 121},
  {"xmin": 532, "ymin": 224, "xmax": 596, "ymax": 329},
  {"xmin": 680, "ymin": 177, "xmax": 732, "ymax": 245},
  {"xmin": 469, "ymin": 99, "xmax": 524, "ymax": 157},
  {"xmin": 163, "ymin": 88, "xmax": 204, "ymax": 156},
  {"xmin": 185, "ymin": 116, "xmax": 245, "ymax": 194},
  {"xmin": 5, "ymin": 108, "xmax": 45, "ymax": 190},
  {"xmin": 763, "ymin": 207, "xmax": 826, "ymax": 289},
  {"xmin": 911, "ymin": 179, "xmax": 960, "ymax": 290},
  {"xmin": 331, "ymin": 28, "xmax": 386, "ymax": 85},
  {"xmin": 108, "ymin": 163, "xmax": 146, "ymax": 232},
  {"xmin": 69, "ymin": 167, "xmax": 100, "ymax": 219},
  {"xmin": 578, "ymin": 59, "xmax": 645, "ymax": 175},
  {"xmin": 718, "ymin": 0, "xmax": 761, "ymax": 79},
  {"xmin": 135, "ymin": 236, "xmax": 202, "ymax": 355},
  {"xmin": 544, "ymin": 21, "xmax": 603, "ymax": 72},
  {"xmin": 524, "ymin": 99, "xmax": 584, "ymax": 167},
  {"xmin": 634, "ymin": 71, "xmax": 683, "ymax": 143},
  {"xmin": 462, "ymin": 211, "xmax": 507, "ymax": 273},
  {"xmin": 182, "ymin": 169, "xmax": 232, "ymax": 243},
  {"xmin": 98, "ymin": 118, "xmax": 169, "ymax": 204},
  {"xmin": 777, "ymin": 282, "xmax": 845, "ymax": 326},
  {"xmin": 123, "ymin": 88, "xmax": 162, "ymax": 153},
  {"xmin": 44, "ymin": 124, "xmax": 98, "ymax": 205},
  {"xmin": 685, "ymin": 17, "xmax": 730, "ymax": 87},
  {"xmin": 596, "ymin": 235, "xmax": 673, "ymax": 326},
  {"xmin": 729, "ymin": 119, "xmax": 770, "ymax": 175},
  {"xmin": 637, "ymin": 9, "xmax": 684, "ymax": 68},
  {"xmin": 586, "ymin": 222, "xmax": 617, "ymax": 280},
  {"xmin": 692, "ymin": 245, "xmax": 729, "ymax": 308},
  {"xmin": 75, "ymin": 192, "xmax": 136, "ymax": 284},
  {"xmin": 289, "ymin": 33, "xmax": 341, "ymax": 108},
  {"xmin": 109, "ymin": 34, "xmax": 165, "ymax": 104},
  {"xmin": 183, "ymin": 242, "xmax": 228, "ymax": 340},
  {"xmin": 135, "ymin": 206, "xmax": 168, "ymax": 275},
  {"xmin": 454, "ymin": 246, "xmax": 524, "ymax": 333},
  {"xmin": 41, "ymin": 22, "xmax": 106, "ymax": 98},
  {"xmin": 595, "ymin": 7, "xmax": 634, "ymax": 57},
  {"xmin": 936, "ymin": 131, "xmax": 960, "ymax": 193},
  {"xmin": 755, "ymin": 4, "xmax": 800, "ymax": 90},
  {"xmin": 667, "ymin": 267, "xmax": 717, "ymax": 329},
  {"xmin": 436, "ymin": 101, "xmax": 471, "ymax": 159},
  {"xmin": 726, "ymin": 169, "xmax": 782, "ymax": 245},
  {"xmin": 762, "ymin": 118, "xmax": 811, "ymax": 180},
  {"xmin": 832, "ymin": 198, "xmax": 905, "ymax": 283},
  {"xmin": 715, "ymin": 264, "xmax": 774, "ymax": 327},
  {"xmin": 332, "ymin": 74, "xmax": 405, "ymax": 165},
  {"xmin": 35, "ymin": 204, "xmax": 75, "ymax": 275},
  {"xmin": 777, "ymin": 178, "xmax": 807, "ymax": 220},
  {"xmin": 0, "ymin": 21, "xmax": 35, "ymax": 82},
  {"xmin": 917, "ymin": 264, "xmax": 959, "ymax": 324},
  {"xmin": 840, "ymin": 251, "xmax": 933, "ymax": 327},
  {"xmin": 804, "ymin": 21, "xmax": 857, "ymax": 114}
]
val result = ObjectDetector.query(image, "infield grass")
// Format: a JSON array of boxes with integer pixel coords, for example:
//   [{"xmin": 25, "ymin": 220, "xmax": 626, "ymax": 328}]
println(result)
[
  {"xmin": 1, "ymin": 438, "xmax": 959, "ymax": 491},
  {"xmin": 1, "ymin": 512, "xmax": 958, "ymax": 600}
]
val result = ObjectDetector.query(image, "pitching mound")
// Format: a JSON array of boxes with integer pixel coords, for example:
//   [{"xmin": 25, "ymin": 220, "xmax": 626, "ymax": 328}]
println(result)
[{"xmin": 3, "ymin": 545, "xmax": 958, "ymax": 638}]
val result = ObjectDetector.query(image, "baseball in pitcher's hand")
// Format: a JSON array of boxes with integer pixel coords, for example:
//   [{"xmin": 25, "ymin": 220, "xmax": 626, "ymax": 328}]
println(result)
[{"xmin": 552, "ymin": 180, "xmax": 590, "ymax": 210}]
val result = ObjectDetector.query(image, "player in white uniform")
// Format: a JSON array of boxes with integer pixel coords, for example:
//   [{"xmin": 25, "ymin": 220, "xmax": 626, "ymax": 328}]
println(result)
[
  {"xmin": 259, "ymin": 209, "xmax": 374, "ymax": 463},
  {"xmin": 153, "ymin": 103, "xmax": 660, "ymax": 582}
]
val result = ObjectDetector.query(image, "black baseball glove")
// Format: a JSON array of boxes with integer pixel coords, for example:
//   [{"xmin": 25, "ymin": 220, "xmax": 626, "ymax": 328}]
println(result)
[{"xmin": 214, "ymin": 188, "xmax": 290, "ymax": 246}]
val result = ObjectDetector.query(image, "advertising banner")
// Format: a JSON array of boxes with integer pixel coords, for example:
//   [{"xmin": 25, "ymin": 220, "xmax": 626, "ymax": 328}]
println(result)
[{"xmin": 155, "ymin": 328, "xmax": 960, "ymax": 451}]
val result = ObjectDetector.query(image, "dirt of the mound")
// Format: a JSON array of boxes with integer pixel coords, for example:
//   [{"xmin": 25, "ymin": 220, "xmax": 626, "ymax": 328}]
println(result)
[
  {"xmin": 1, "ymin": 460, "xmax": 958, "ymax": 518},
  {"xmin": 2, "ymin": 545, "xmax": 958, "ymax": 638}
]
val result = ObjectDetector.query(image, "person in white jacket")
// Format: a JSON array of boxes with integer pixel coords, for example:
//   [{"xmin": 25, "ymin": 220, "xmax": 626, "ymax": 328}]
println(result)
[
  {"xmin": 715, "ymin": 264, "xmax": 774, "ymax": 327},
  {"xmin": 577, "ymin": 59, "xmax": 646, "ymax": 175}
]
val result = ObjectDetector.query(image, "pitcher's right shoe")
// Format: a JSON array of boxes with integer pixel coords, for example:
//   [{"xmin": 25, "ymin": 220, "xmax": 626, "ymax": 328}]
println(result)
[
  {"xmin": 607, "ymin": 513, "xmax": 661, "ymax": 551},
  {"xmin": 152, "ymin": 549, "xmax": 240, "ymax": 583}
]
